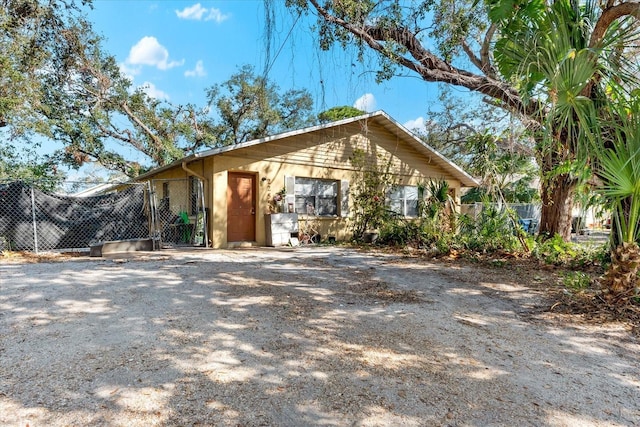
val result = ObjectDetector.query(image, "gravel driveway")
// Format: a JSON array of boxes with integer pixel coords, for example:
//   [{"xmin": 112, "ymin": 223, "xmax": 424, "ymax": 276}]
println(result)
[{"xmin": 1, "ymin": 247, "xmax": 639, "ymax": 426}]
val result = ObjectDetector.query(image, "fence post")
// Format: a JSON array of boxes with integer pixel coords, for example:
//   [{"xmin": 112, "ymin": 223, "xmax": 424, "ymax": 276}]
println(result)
[
  {"xmin": 199, "ymin": 178, "xmax": 208, "ymax": 248},
  {"xmin": 146, "ymin": 180, "xmax": 159, "ymax": 249},
  {"xmin": 30, "ymin": 185, "xmax": 39, "ymax": 253}
]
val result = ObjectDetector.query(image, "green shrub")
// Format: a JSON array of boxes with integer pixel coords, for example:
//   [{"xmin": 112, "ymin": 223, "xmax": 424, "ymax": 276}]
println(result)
[
  {"xmin": 561, "ymin": 271, "xmax": 592, "ymax": 290},
  {"xmin": 532, "ymin": 234, "xmax": 608, "ymax": 268},
  {"xmin": 532, "ymin": 234, "xmax": 577, "ymax": 265},
  {"xmin": 458, "ymin": 204, "xmax": 522, "ymax": 253},
  {"xmin": 378, "ymin": 217, "xmax": 422, "ymax": 246}
]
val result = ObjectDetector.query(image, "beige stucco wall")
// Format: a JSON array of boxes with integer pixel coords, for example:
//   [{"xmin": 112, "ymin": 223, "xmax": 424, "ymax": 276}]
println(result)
[
  {"xmin": 210, "ymin": 159, "xmax": 355, "ymax": 248},
  {"xmin": 144, "ymin": 122, "xmax": 464, "ymax": 248}
]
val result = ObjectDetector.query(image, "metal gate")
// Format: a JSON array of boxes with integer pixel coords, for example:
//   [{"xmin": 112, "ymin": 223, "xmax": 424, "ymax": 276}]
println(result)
[{"xmin": 151, "ymin": 177, "xmax": 208, "ymax": 248}]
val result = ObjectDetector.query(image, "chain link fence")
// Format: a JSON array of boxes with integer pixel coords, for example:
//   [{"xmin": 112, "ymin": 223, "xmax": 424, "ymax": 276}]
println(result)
[
  {"xmin": 151, "ymin": 177, "xmax": 207, "ymax": 248},
  {"xmin": 0, "ymin": 180, "xmax": 153, "ymax": 252}
]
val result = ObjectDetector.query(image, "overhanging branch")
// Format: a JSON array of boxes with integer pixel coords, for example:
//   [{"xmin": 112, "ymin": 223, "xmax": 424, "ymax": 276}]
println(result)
[
  {"xmin": 590, "ymin": 1, "xmax": 640, "ymax": 48},
  {"xmin": 307, "ymin": 0, "xmax": 542, "ymax": 123}
]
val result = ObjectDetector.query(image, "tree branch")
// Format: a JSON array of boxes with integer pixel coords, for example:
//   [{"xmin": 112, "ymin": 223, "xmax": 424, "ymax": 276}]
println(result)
[
  {"xmin": 120, "ymin": 102, "xmax": 160, "ymax": 145},
  {"xmin": 307, "ymin": 0, "xmax": 541, "ymax": 125},
  {"xmin": 590, "ymin": 1, "xmax": 640, "ymax": 48},
  {"xmin": 446, "ymin": 123, "xmax": 478, "ymax": 134},
  {"xmin": 581, "ymin": 2, "xmax": 640, "ymax": 97},
  {"xmin": 480, "ymin": 23, "xmax": 497, "ymax": 77},
  {"xmin": 461, "ymin": 40, "xmax": 483, "ymax": 71}
]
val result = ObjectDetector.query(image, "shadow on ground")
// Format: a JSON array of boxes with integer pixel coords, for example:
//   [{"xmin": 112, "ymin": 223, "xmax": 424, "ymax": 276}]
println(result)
[{"xmin": 0, "ymin": 247, "xmax": 638, "ymax": 426}]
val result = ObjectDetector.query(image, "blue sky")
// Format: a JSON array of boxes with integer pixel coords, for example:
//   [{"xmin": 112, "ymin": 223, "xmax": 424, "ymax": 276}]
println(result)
[{"xmin": 88, "ymin": 0, "xmax": 446, "ymax": 133}]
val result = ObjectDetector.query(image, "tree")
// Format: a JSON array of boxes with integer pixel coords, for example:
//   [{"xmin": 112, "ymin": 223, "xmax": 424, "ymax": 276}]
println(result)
[
  {"xmin": 318, "ymin": 106, "xmax": 365, "ymax": 122},
  {"xmin": 492, "ymin": 0, "xmax": 640, "ymax": 238},
  {"xmin": 594, "ymin": 101, "xmax": 640, "ymax": 303},
  {"xmin": 2, "ymin": 1, "xmax": 217, "ymax": 178},
  {"xmin": 1, "ymin": 0, "xmax": 93, "ymax": 179},
  {"xmin": 2, "ymin": 3, "xmax": 317, "ymax": 179},
  {"xmin": 454, "ymin": 132, "xmax": 539, "ymax": 204},
  {"xmin": 206, "ymin": 65, "xmax": 315, "ymax": 146},
  {"xmin": 40, "ymin": 17, "xmax": 222, "ymax": 176},
  {"xmin": 1, "ymin": 0, "xmax": 92, "ymax": 131},
  {"xmin": 45, "ymin": 58, "xmax": 215, "ymax": 176},
  {"xmin": 416, "ymin": 96, "xmax": 539, "ymax": 205},
  {"xmin": 284, "ymin": 0, "xmax": 640, "ymax": 240},
  {"xmin": 0, "ymin": 141, "xmax": 62, "ymax": 187}
]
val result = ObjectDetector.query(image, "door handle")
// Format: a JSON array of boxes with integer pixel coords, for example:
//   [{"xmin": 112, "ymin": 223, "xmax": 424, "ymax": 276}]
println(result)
[{"xmin": 251, "ymin": 208, "xmax": 255, "ymax": 215}]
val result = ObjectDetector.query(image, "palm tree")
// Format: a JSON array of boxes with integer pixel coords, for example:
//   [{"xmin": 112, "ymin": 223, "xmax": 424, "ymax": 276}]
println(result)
[
  {"xmin": 595, "ymin": 107, "xmax": 640, "ymax": 302},
  {"xmin": 493, "ymin": 0, "xmax": 640, "ymax": 239},
  {"xmin": 494, "ymin": 1, "xmax": 640, "ymax": 302}
]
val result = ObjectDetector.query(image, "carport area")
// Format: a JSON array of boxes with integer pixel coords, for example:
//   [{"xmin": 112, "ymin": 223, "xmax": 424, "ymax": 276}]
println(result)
[{"xmin": 1, "ymin": 247, "xmax": 639, "ymax": 426}]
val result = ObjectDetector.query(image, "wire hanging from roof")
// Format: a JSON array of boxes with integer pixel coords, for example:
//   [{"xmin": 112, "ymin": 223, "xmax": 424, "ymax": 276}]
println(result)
[{"xmin": 262, "ymin": 1, "xmax": 302, "ymax": 80}]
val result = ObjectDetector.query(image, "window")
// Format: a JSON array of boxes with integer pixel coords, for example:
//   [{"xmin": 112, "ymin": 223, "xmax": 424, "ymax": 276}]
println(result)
[
  {"xmin": 388, "ymin": 185, "xmax": 421, "ymax": 217},
  {"xmin": 294, "ymin": 178, "xmax": 338, "ymax": 216}
]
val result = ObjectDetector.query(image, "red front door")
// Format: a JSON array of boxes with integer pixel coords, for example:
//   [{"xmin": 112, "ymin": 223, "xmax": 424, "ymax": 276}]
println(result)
[{"xmin": 227, "ymin": 172, "xmax": 256, "ymax": 242}]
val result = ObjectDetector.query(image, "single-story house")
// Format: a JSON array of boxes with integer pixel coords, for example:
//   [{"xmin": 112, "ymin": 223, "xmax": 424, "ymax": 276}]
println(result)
[{"xmin": 137, "ymin": 110, "xmax": 478, "ymax": 248}]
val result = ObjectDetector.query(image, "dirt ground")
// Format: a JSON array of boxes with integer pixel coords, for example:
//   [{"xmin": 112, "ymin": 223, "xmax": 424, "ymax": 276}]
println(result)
[{"xmin": 1, "ymin": 246, "xmax": 639, "ymax": 427}]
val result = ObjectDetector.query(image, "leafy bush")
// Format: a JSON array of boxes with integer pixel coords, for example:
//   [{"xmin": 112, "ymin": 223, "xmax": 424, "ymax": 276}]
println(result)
[
  {"xmin": 458, "ymin": 204, "xmax": 522, "ymax": 253},
  {"xmin": 532, "ymin": 234, "xmax": 608, "ymax": 268},
  {"xmin": 348, "ymin": 149, "xmax": 394, "ymax": 240},
  {"xmin": 561, "ymin": 271, "xmax": 592, "ymax": 290},
  {"xmin": 532, "ymin": 234, "xmax": 577, "ymax": 265},
  {"xmin": 421, "ymin": 217, "xmax": 457, "ymax": 253},
  {"xmin": 376, "ymin": 210, "xmax": 456, "ymax": 254},
  {"xmin": 378, "ymin": 217, "xmax": 423, "ymax": 246}
]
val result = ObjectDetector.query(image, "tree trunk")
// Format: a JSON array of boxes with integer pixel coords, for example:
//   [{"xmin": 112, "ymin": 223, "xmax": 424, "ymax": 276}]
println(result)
[
  {"xmin": 539, "ymin": 172, "xmax": 576, "ymax": 241},
  {"xmin": 601, "ymin": 242, "xmax": 640, "ymax": 303},
  {"xmin": 608, "ymin": 197, "xmax": 634, "ymax": 248}
]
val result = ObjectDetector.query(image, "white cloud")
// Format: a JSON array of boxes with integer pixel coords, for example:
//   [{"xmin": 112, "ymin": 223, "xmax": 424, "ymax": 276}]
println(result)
[
  {"xmin": 127, "ymin": 36, "xmax": 184, "ymax": 70},
  {"xmin": 140, "ymin": 82, "xmax": 170, "ymax": 100},
  {"xmin": 176, "ymin": 3, "xmax": 207, "ymax": 20},
  {"xmin": 176, "ymin": 3, "xmax": 230, "ymax": 23},
  {"xmin": 403, "ymin": 117, "xmax": 425, "ymax": 132},
  {"xmin": 353, "ymin": 93, "xmax": 376, "ymax": 112},
  {"xmin": 184, "ymin": 60, "xmax": 207, "ymax": 77},
  {"xmin": 205, "ymin": 8, "xmax": 230, "ymax": 23}
]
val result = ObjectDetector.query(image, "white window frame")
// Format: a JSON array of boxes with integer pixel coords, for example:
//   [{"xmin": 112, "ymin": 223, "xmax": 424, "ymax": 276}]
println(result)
[
  {"xmin": 388, "ymin": 185, "xmax": 422, "ymax": 217},
  {"xmin": 293, "ymin": 177, "xmax": 339, "ymax": 217}
]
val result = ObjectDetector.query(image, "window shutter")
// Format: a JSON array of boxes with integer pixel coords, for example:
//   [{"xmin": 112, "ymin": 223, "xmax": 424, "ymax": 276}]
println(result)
[
  {"xmin": 284, "ymin": 176, "xmax": 295, "ymax": 207},
  {"xmin": 340, "ymin": 180, "xmax": 349, "ymax": 217}
]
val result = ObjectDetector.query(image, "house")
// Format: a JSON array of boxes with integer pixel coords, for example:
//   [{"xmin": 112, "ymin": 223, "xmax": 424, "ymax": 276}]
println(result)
[{"xmin": 137, "ymin": 110, "xmax": 478, "ymax": 248}]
